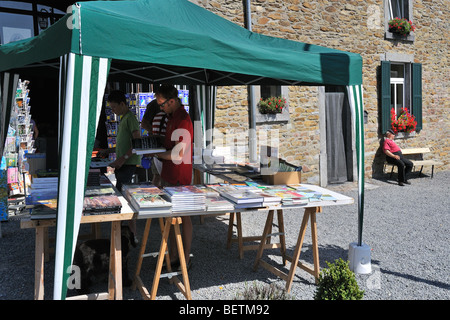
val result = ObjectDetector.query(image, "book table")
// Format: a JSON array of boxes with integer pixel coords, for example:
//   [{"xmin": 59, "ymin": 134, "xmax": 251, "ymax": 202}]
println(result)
[{"xmin": 21, "ymin": 184, "xmax": 353, "ymax": 300}]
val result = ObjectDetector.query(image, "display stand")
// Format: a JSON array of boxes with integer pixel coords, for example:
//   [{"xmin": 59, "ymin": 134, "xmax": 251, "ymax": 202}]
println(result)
[{"xmin": 2, "ymin": 80, "xmax": 35, "ymax": 203}]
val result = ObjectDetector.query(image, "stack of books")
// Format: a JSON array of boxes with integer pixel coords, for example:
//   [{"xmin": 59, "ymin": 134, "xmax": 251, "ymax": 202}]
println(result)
[
  {"xmin": 82, "ymin": 184, "xmax": 122, "ymax": 215},
  {"xmin": 257, "ymin": 192, "xmax": 282, "ymax": 206},
  {"xmin": 26, "ymin": 177, "xmax": 58, "ymax": 205},
  {"xmin": 83, "ymin": 194, "xmax": 122, "ymax": 215},
  {"xmin": 204, "ymin": 195, "xmax": 235, "ymax": 211},
  {"xmin": 84, "ymin": 185, "xmax": 116, "ymax": 197},
  {"xmin": 288, "ymin": 185, "xmax": 337, "ymax": 202},
  {"xmin": 211, "ymin": 185, "xmax": 264, "ymax": 209},
  {"xmin": 87, "ymin": 169, "xmax": 101, "ymax": 186},
  {"xmin": 164, "ymin": 185, "xmax": 206, "ymax": 212},
  {"xmin": 123, "ymin": 184, "xmax": 172, "ymax": 217},
  {"xmin": 259, "ymin": 185, "xmax": 308, "ymax": 206},
  {"xmin": 30, "ymin": 198, "xmax": 57, "ymax": 220},
  {"xmin": 194, "ymin": 185, "xmax": 234, "ymax": 211}
]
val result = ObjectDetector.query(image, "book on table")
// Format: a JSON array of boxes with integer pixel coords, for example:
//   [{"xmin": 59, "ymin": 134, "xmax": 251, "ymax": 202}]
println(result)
[
  {"xmin": 287, "ymin": 185, "xmax": 337, "ymax": 202},
  {"xmin": 233, "ymin": 202, "xmax": 264, "ymax": 209},
  {"xmin": 164, "ymin": 185, "xmax": 206, "ymax": 212},
  {"xmin": 260, "ymin": 186, "xmax": 308, "ymax": 205},
  {"xmin": 30, "ymin": 198, "xmax": 57, "ymax": 220},
  {"xmin": 122, "ymin": 184, "xmax": 165, "ymax": 196},
  {"xmin": 84, "ymin": 185, "xmax": 116, "ymax": 197},
  {"xmin": 27, "ymin": 177, "xmax": 59, "ymax": 205},
  {"xmin": 128, "ymin": 194, "xmax": 172, "ymax": 217},
  {"xmin": 258, "ymin": 192, "xmax": 282, "ymax": 205},
  {"xmin": 122, "ymin": 184, "xmax": 172, "ymax": 216},
  {"xmin": 194, "ymin": 184, "xmax": 221, "ymax": 197},
  {"xmin": 205, "ymin": 195, "xmax": 234, "ymax": 211},
  {"xmin": 212, "ymin": 185, "xmax": 264, "ymax": 205},
  {"xmin": 83, "ymin": 194, "xmax": 122, "ymax": 215},
  {"xmin": 319, "ymin": 194, "xmax": 338, "ymax": 201}
]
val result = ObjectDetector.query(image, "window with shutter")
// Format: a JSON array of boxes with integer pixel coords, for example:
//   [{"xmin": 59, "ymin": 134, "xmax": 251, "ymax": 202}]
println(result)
[{"xmin": 380, "ymin": 61, "xmax": 422, "ymax": 134}]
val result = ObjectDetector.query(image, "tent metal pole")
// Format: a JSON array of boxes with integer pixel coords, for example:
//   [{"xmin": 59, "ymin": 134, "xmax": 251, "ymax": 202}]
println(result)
[{"xmin": 244, "ymin": 0, "xmax": 257, "ymax": 163}]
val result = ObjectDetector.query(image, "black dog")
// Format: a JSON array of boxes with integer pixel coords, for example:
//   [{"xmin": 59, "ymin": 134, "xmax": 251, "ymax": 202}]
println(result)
[{"xmin": 72, "ymin": 225, "xmax": 136, "ymax": 294}]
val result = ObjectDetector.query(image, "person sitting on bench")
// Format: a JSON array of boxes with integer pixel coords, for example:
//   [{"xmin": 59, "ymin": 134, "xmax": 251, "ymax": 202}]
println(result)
[{"xmin": 383, "ymin": 129, "xmax": 413, "ymax": 186}]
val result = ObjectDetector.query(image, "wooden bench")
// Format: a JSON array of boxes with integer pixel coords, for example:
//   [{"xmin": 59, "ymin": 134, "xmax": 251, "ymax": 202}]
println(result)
[{"xmin": 384, "ymin": 147, "xmax": 443, "ymax": 179}]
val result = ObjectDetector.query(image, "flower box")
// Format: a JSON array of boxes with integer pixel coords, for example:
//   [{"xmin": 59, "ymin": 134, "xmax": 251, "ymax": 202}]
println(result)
[
  {"xmin": 388, "ymin": 17, "xmax": 416, "ymax": 36},
  {"xmin": 391, "ymin": 107, "xmax": 417, "ymax": 134},
  {"xmin": 258, "ymin": 96, "xmax": 286, "ymax": 114}
]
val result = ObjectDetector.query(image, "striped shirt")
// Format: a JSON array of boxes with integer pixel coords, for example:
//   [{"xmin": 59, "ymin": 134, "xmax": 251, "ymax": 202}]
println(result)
[{"xmin": 152, "ymin": 111, "xmax": 168, "ymax": 136}]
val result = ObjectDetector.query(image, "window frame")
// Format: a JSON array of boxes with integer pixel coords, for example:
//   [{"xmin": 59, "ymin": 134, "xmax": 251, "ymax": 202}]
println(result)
[
  {"xmin": 390, "ymin": 63, "xmax": 412, "ymax": 118},
  {"xmin": 254, "ymin": 85, "xmax": 290, "ymax": 124},
  {"xmin": 384, "ymin": 0, "xmax": 415, "ymax": 42},
  {"xmin": 380, "ymin": 53, "xmax": 422, "ymax": 135}
]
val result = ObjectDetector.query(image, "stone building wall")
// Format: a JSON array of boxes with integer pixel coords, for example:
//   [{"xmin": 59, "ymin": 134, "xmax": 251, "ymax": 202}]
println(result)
[{"xmin": 190, "ymin": 0, "xmax": 449, "ymax": 183}]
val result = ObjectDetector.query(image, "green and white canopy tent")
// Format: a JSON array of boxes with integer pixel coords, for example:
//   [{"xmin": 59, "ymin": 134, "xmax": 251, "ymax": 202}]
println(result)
[{"xmin": 0, "ymin": 0, "xmax": 365, "ymax": 299}]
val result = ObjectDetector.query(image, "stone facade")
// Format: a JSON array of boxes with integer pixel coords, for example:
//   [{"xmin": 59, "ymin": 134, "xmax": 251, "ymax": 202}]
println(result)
[{"xmin": 190, "ymin": 0, "xmax": 449, "ymax": 183}]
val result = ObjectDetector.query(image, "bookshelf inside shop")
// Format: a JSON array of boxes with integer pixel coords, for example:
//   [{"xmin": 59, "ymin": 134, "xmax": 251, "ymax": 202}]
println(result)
[{"xmin": 104, "ymin": 89, "xmax": 189, "ymax": 161}]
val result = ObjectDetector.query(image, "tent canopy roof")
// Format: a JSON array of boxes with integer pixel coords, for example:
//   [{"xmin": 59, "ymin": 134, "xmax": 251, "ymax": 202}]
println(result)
[{"xmin": 0, "ymin": 0, "xmax": 362, "ymax": 86}]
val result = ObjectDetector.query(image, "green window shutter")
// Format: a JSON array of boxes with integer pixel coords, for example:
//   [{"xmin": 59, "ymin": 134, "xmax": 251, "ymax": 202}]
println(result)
[
  {"xmin": 380, "ymin": 61, "xmax": 391, "ymax": 134},
  {"xmin": 411, "ymin": 63, "xmax": 422, "ymax": 131}
]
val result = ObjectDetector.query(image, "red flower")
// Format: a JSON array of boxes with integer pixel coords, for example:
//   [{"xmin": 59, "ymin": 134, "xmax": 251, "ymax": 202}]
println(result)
[{"xmin": 390, "ymin": 107, "xmax": 416, "ymax": 133}]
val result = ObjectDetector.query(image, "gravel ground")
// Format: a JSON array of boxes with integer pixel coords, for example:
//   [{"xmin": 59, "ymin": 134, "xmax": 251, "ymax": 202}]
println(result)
[{"xmin": 0, "ymin": 170, "xmax": 449, "ymax": 301}]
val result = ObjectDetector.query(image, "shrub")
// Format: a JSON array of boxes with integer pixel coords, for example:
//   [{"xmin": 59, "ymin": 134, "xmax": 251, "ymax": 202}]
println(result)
[{"xmin": 314, "ymin": 258, "xmax": 364, "ymax": 300}]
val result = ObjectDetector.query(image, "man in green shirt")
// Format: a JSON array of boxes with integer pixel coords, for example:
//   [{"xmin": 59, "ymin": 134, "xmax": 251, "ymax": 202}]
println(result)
[{"xmin": 103, "ymin": 90, "xmax": 141, "ymax": 191}]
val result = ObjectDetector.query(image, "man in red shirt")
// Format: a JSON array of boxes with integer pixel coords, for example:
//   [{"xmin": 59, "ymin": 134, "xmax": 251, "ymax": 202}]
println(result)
[
  {"xmin": 154, "ymin": 84, "xmax": 193, "ymax": 268},
  {"xmin": 383, "ymin": 130, "xmax": 413, "ymax": 186}
]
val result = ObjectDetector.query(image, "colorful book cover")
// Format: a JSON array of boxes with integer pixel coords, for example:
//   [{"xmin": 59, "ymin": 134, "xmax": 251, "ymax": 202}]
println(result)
[
  {"xmin": 164, "ymin": 185, "xmax": 205, "ymax": 196},
  {"xmin": 130, "ymin": 193, "xmax": 172, "ymax": 208}
]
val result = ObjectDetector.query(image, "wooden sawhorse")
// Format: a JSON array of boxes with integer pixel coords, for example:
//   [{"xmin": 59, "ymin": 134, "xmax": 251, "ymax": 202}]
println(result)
[
  {"xmin": 20, "ymin": 216, "xmax": 126, "ymax": 300},
  {"xmin": 227, "ymin": 210, "xmax": 286, "ymax": 260},
  {"xmin": 253, "ymin": 206, "xmax": 322, "ymax": 293},
  {"xmin": 133, "ymin": 217, "xmax": 191, "ymax": 300}
]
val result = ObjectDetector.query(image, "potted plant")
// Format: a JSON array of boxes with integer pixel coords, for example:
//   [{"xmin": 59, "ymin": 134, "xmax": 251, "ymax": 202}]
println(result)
[
  {"xmin": 391, "ymin": 107, "xmax": 417, "ymax": 134},
  {"xmin": 258, "ymin": 96, "xmax": 286, "ymax": 114},
  {"xmin": 314, "ymin": 258, "xmax": 364, "ymax": 300},
  {"xmin": 388, "ymin": 17, "xmax": 416, "ymax": 36}
]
